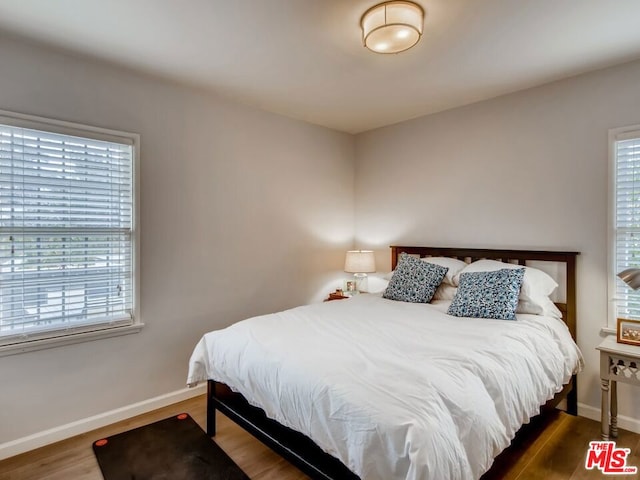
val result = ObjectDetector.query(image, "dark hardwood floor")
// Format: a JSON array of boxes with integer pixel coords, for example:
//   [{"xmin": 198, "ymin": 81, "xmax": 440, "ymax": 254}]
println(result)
[{"xmin": 1, "ymin": 395, "xmax": 638, "ymax": 480}]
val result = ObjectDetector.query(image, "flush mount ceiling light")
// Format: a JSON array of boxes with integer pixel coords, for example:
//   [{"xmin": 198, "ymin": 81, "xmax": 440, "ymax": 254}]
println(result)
[{"xmin": 361, "ymin": 1, "xmax": 424, "ymax": 54}]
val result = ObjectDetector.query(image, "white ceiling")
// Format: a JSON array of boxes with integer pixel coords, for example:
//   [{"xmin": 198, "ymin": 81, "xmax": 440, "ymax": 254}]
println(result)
[{"xmin": 1, "ymin": 0, "xmax": 640, "ymax": 133}]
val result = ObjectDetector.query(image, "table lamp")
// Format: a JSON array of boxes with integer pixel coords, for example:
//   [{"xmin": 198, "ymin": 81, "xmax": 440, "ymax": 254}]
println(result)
[{"xmin": 344, "ymin": 250, "xmax": 376, "ymax": 293}]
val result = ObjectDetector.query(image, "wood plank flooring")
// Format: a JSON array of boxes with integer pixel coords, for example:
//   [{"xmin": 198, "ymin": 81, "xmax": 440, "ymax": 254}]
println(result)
[{"xmin": 1, "ymin": 395, "xmax": 638, "ymax": 479}]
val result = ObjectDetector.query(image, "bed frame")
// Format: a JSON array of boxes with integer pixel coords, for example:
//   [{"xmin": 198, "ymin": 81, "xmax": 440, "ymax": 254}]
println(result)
[{"xmin": 206, "ymin": 246, "xmax": 579, "ymax": 480}]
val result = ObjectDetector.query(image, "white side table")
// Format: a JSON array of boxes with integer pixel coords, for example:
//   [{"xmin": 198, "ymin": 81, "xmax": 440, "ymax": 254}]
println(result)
[{"xmin": 597, "ymin": 336, "xmax": 640, "ymax": 440}]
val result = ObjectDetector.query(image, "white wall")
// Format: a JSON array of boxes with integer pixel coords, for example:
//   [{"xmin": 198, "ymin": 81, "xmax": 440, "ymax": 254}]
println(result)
[
  {"xmin": 0, "ymin": 36, "xmax": 355, "ymax": 444},
  {"xmin": 3, "ymin": 29, "xmax": 639, "ymax": 452},
  {"xmin": 355, "ymin": 59, "xmax": 640, "ymax": 425}
]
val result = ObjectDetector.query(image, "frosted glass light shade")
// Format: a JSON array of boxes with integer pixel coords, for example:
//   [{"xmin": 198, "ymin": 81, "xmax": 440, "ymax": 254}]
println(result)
[
  {"xmin": 344, "ymin": 250, "xmax": 376, "ymax": 274},
  {"xmin": 361, "ymin": 1, "xmax": 424, "ymax": 54}
]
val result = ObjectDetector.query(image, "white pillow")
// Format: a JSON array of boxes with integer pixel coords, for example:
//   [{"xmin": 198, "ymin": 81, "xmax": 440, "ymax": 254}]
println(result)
[
  {"xmin": 422, "ymin": 257, "xmax": 468, "ymax": 286},
  {"xmin": 432, "ymin": 284, "xmax": 457, "ymax": 301},
  {"xmin": 517, "ymin": 296, "xmax": 563, "ymax": 319},
  {"xmin": 452, "ymin": 259, "xmax": 559, "ymax": 316}
]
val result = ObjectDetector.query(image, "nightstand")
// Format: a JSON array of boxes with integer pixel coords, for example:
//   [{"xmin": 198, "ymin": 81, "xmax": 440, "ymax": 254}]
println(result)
[{"xmin": 597, "ymin": 336, "xmax": 640, "ymax": 440}]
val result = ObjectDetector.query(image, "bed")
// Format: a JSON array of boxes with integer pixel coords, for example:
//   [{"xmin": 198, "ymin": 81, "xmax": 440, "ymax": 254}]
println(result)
[{"xmin": 187, "ymin": 246, "xmax": 583, "ymax": 480}]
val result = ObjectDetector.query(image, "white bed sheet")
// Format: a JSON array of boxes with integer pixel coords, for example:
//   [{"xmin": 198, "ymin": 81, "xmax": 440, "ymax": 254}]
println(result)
[{"xmin": 187, "ymin": 294, "xmax": 583, "ymax": 480}]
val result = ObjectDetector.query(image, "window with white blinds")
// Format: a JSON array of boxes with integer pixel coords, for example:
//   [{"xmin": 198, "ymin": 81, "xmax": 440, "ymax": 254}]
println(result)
[
  {"xmin": 0, "ymin": 112, "xmax": 138, "ymax": 349},
  {"xmin": 610, "ymin": 126, "xmax": 640, "ymax": 325}
]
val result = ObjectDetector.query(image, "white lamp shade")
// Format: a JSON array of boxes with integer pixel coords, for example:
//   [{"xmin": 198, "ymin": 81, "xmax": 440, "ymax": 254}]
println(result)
[
  {"xmin": 344, "ymin": 250, "xmax": 376, "ymax": 274},
  {"xmin": 361, "ymin": 1, "xmax": 424, "ymax": 54},
  {"xmin": 619, "ymin": 268, "xmax": 640, "ymax": 290}
]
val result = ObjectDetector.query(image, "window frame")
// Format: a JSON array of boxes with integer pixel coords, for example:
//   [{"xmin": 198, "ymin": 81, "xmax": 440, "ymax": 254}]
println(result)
[
  {"xmin": 0, "ymin": 109, "xmax": 141, "ymax": 356},
  {"xmin": 607, "ymin": 124, "xmax": 640, "ymax": 331}
]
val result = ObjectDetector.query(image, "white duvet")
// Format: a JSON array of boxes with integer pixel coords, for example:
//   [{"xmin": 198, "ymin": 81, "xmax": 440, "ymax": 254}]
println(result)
[{"xmin": 187, "ymin": 294, "xmax": 583, "ymax": 480}]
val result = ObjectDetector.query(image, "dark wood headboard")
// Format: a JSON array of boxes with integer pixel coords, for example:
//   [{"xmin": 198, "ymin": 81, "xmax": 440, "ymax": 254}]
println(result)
[{"xmin": 391, "ymin": 246, "xmax": 579, "ymax": 341}]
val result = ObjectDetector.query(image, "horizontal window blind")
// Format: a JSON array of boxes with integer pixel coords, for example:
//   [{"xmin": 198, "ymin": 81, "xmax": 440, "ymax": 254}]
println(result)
[
  {"xmin": 614, "ymin": 132, "xmax": 640, "ymax": 321},
  {"xmin": 0, "ymin": 122, "xmax": 134, "ymax": 344}
]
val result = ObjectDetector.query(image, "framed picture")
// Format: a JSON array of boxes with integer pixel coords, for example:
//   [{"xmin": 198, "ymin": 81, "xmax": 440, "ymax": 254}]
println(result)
[
  {"xmin": 617, "ymin": 318, "xmax": 640, "ymax": 346},
  {"xmin": 343, "ymin": 279, "xmax": 357, "ymax": 295}
]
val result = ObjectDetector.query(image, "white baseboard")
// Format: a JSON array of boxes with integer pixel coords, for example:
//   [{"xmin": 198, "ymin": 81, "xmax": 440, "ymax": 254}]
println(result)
[
  {"xmin": 0, "ymin": 384, "xmax": 207, "ymax": 461},
  {"xmin": 578, "ymin": 402, "xmax": 640, "ymax": 434}
]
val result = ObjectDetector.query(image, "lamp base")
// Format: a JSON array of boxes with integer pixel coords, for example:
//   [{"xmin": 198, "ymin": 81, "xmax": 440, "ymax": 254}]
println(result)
[{"xmin": 353, "ymin": 273, "xmax": 368, "ymax": 293}]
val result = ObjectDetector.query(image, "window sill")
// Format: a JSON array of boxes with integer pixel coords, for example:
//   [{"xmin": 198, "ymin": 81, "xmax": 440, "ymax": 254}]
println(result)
[
  {"xmin": 601, "ymin": 326, "xmax": 616, "ymax": 336},
  {"xmin": 0, "ymin": 323, "xmax": 144, "ymax": 357}
]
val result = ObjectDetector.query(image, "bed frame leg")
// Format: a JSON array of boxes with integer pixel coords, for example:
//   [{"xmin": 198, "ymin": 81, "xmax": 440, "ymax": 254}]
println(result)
[
  {"xmin": 207, "ymin": 380, "xmax": 216, "ymax": 436},
  {"xmin": 567, "ymin": 374, "xmax": 578, "ymax": 416}
]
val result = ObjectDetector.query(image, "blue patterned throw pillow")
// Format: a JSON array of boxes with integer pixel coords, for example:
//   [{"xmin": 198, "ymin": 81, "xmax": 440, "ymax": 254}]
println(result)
[
  {"xmin": 383, "ymin": 253, "xmax": 448, "ymax": 303},
  {"xmin": 447, "ymin": 268, "xmax": 525, "ymax": 320}
]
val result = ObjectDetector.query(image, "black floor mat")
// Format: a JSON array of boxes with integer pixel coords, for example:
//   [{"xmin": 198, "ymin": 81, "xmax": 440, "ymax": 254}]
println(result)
[{"xmin": 92, "ymin": 413, "xmax": 249, "ymax": 480}]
